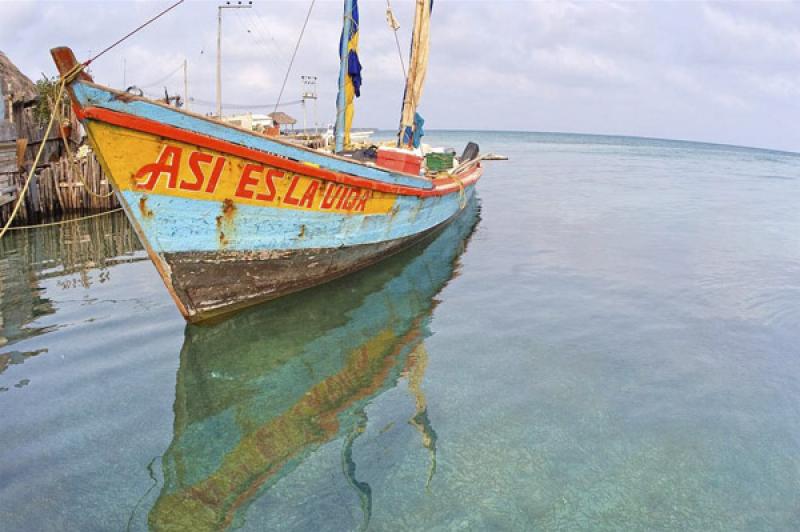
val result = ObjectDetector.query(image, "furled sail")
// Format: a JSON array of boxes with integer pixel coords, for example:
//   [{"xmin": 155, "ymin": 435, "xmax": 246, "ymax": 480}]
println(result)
[
  {"xmin": 334, "ymin": 0, "xmax": 363, "ymax": 153},
  {"xmin": 399, "ymin": 0, "xmax": 433, "ymax": 148}
]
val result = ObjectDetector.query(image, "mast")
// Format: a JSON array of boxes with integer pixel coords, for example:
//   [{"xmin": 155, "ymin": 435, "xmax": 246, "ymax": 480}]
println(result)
[
  {"xmin": 334, "ymin": 0, "xmax": 362, "ymax": 153},
  {"xmin": 399, "ymin": 0, "xmax": 433, "ymax": 148}
]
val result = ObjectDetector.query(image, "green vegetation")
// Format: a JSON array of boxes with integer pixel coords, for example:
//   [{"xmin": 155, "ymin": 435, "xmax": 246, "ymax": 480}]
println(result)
[{"xmin": 33, "ymin": 75, "xmax": 64, "ymax": 126}]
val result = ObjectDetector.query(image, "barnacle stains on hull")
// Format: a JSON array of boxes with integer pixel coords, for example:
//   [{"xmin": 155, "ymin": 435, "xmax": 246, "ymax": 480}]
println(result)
[
  {"xmin": 222, "ymin": 198, "xmax": 236, "ymax": 218},
  {"xmin": 139, "ymin": 196, "xmax": 153, "ymax": 218},
  {"xmin": 216, "ymin": 198, "xmax": 236, "ymax": 248},
  {"xmin": 164, "ymin": 211, "xmax": 461, "ymax": 322}
]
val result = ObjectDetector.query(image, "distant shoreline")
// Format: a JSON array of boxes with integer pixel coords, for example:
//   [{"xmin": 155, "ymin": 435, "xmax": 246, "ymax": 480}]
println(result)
[{"xmin": 369, "ymin": 129, "xmax": 800, "ymax": 158}]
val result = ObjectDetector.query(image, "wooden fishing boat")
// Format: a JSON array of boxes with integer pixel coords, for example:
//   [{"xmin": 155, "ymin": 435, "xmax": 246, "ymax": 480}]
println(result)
[{"xmin": 49, "ymin": 0, "xmax": 481, "ymax": 322}]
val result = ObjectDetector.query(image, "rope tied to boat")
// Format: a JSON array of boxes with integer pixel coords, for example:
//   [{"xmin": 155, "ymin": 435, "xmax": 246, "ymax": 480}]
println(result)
[
  {"xmin": 385, "ymin": 0, "xmax": 406, "ymax": 79},
  {"xmin": 83, "ymin": 0, "xmax": 186, "ymax": 68},
  {"xmin": 448, "ymin": 172, "xmax": 467, "ymax": 209},
  {"xmin": 3, "ymin": 208, "xmax": 123, "ymax": 231},
  {"xmin": 0, "ymin": 1, "xmax": 189, "ymax": 238},
  {"xmin": 52, "ymin": 98, "xmax": 115, "ymax": 199},
  {"xmin": 0, "ymin": 63, "xmax": 85, "ymax": 240},
  {"xmin": 273, "ymin": 0, "xmax": 316, "ymax": 114}
]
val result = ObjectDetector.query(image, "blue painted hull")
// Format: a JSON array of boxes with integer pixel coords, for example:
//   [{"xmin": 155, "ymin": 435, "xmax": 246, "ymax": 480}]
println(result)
[{"xmin": 50, "ymin": 46, "xmax": 482, "ymax": 321}]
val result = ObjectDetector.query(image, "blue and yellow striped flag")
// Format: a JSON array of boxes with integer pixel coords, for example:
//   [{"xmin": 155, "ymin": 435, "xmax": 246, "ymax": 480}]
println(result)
[{"xmin": 337, "ymin": 0, "xmax": 362, "ymax": 149}]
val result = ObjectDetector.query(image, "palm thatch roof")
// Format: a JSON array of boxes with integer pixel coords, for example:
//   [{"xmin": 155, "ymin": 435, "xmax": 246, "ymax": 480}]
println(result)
[
  {"xmin": 268, "ymin": 111, "xmax": 297, "ymax": 126},
  {"xmin": 0, "ymin": 50, "xmax": 36, "ymax": 103}
]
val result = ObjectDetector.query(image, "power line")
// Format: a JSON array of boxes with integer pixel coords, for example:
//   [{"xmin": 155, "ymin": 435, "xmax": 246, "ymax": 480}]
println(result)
[
  {"xmin": 251, "ymin": 3, "xmax": 291, "ymax": 59},
  {"xmin": 232, "ymin": 10, "xmax": 283, "ymax": 74},
  {"xmin": 186, "ymin": 97, "xmax": 303, "ymax": 109},
  {"xmin": 137, "ymin": 62, "xmax": 184, "ymax": 88}
]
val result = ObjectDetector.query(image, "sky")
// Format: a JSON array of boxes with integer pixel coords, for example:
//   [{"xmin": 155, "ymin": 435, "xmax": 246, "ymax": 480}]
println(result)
[{"xmin": 1, "ymin": 0, "xmax": 799, "ymax": 153}]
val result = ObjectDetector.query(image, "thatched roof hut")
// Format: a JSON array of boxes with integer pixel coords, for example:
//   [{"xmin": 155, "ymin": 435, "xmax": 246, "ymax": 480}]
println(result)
[
  {"xmin": 268, "ymin": 111, "xmax": 297, "ymax": 126},
  {"xmin": 0, "ymin": 51, "xmax": 36, "ymax": 104}
]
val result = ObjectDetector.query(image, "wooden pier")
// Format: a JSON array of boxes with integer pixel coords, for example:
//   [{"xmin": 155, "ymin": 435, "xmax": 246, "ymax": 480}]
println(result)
[{"xmin": 2, "ymin": 51, "xmax": 119, "ymax": 226}]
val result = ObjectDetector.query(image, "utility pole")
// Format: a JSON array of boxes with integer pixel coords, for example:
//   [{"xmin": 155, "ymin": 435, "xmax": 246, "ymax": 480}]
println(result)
[
  {"xmin": 302, "ymin": 99, "xmax": 306, "ymax": 135},
  {"xmin": 301, "ymin": 75, "xmax": 318, "ymax": 136},
  {"xmin": 217, "ymin": 1, "xmax": 252, "ymax": 118},
  {"xmin": 183, "ymin": 59, "xmax": 189, "ymax": 111}
]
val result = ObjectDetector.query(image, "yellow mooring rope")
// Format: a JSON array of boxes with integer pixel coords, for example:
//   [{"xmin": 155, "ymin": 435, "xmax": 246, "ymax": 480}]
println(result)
[
  {"xmin": 0, "ymin": 0, "xmax": 190, "ymax": 239},
  {"xmin": 447, "ymin": 172, "xmax": 467, "ymax": 209},
  {"xmin": 54, "ymin": 99, "xmax": 114, "ymax": 199},
  {"xmin": 4, "ymin": 208, "xmax": 124, "ymax": 231},
  {"xmin": 0, "ymin": 64, "xmax": 85, "ymax": 240}
]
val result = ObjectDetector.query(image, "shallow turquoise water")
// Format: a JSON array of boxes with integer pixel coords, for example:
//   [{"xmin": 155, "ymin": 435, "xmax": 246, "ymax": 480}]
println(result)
[{"xmin": 1, "ymin": 132, "xmax": 800, "ymax": 530}]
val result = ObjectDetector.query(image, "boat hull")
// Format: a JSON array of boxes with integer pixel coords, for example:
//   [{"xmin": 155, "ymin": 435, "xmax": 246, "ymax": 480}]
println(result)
[
  {"xmin": 51, "ymin": 47, "xmax": 482, "ymax": 321},
  {"xmin": 85, "ymin": 114, "xmax": 477, "ymax": 321},
  {"xmin": 162, "ymin": 209, "xmax": 471, "ymax": 320}
]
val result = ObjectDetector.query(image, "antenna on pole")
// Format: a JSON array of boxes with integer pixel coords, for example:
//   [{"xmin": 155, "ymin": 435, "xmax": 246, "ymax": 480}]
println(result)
[
  {"xmin": 217, "ymin": 0, "xmax": 253, "ymax": 118},
  {"xmin": 301, "ymin": 75, "xmax": 317, "ymax": 135},
  {"xmin": 183, "ymin": 59, "xmax": 189, "ymax": 111}
]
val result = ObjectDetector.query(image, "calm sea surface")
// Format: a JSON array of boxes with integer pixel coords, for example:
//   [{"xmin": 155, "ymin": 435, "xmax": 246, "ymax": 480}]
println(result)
[{"xmin": 1, "ymin": 131, "xmax": 799, "ymax": 531}]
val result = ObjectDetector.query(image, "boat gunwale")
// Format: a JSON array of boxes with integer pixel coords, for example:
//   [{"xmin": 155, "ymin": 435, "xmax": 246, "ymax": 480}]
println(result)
[
  {"xmin": 72, "ymin": 78, "xmax": 434, "ymax": 180},
  {"xmin": 51, "ymin": 47, "xmax": 481, "ymax": 198},
  {"xmin": 78, "ymin": 104, "xmax": 481, "ymax": 198}
]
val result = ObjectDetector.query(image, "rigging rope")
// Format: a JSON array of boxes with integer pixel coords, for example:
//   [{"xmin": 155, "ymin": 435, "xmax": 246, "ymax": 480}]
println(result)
[
  {"xmin": 386, "ymin": 0, "xmax": 406, "ymax": 78},
  {"xmin": 84, "ymin": 0, "xmax": 185, "ymax": 67},
  {"xmin": 0, "ymin": 0, "xmax": 187, "ymax": 236},
  {"xmin": 273, "ymin": 0, "xmax": 316, "ymax": 114},
  {"xmin": 138, "ymin": 62, "xmax": 184, "ymax": 89},
  {"xmin": 0, "ymin": 64, "xmax": 84, "ymax": 239}
]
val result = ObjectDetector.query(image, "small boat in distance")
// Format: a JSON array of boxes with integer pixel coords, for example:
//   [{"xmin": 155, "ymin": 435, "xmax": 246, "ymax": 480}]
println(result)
[{"xmin": 49, "ymin": 0, "xmax": 483, "ymax": 322}]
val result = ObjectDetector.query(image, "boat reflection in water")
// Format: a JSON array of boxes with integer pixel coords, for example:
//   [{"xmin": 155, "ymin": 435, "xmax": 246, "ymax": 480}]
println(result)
[{"xmin": 148, "ymin": 197, "xmax": 480, "ymax": 531}]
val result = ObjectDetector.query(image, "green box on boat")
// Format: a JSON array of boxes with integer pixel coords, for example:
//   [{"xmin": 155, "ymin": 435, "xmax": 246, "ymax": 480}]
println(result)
[{"xmin": 425, "ymin": 152, "xmax": 455, "ymax": 172}]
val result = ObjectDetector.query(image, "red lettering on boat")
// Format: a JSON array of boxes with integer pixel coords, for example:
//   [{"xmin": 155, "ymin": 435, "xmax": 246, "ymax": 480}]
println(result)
[
  {"xmin": 205, "ymin": 156, "xmax": 226, "ymax": 193},
  {"xmin": 181, "ymin": 151, "xmax": 211, "ymax": 191},
  {"xmin": 321, "ymin": 184, "xmax": 342, "ymax": 209},
  {"xmin": 235, "ymin": 163, "xmax": 264, "ymax": 199},
  {"xmin": 352, "ymin": 190, "xmax": 371, "ymax": 212},
  {"xmin": 283, "ymin": 175, "xmax": 301, "ymax": 205},
  {"xmin": 342, "ymin": 188, "xmax": 360, "ymax": 210},
  {"xmin": 257, "ymin": 169, "xmax": 281, "ymax": 201},
  {"xmin": 299, "ymin": 181, "xmax": 319, "ymax": 208},
  {"xmin": 336, "ymin": 186, "xmax": 352, "ymax": 209},
  {"xmin": 135, "ymin": 145, "xmax": 182, "ymax": 190}
]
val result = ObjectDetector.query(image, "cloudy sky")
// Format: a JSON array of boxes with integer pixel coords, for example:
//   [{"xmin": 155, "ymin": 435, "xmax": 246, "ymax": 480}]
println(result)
[{"xmin": 2, "ymin": 0, "xmax": 799, "ymax": 152}]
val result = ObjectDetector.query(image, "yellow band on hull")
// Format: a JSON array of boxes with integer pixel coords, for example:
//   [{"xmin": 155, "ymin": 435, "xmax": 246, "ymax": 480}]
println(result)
[{"xmin": 87, "ymin": 121, "xmax": 397, "ymax": 215}]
